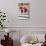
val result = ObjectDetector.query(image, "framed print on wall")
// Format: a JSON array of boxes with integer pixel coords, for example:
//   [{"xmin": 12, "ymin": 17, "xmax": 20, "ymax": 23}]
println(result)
[{"xmin": 18, "ymin": 3, "xmax": 30, "ymax": 19}]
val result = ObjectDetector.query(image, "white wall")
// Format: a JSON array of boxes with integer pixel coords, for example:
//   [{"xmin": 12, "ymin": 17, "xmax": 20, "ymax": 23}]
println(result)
[
  {"xmin": 0, "ymin": 1, "xmax": 46, "ymax": 46},
  {"xmin": 0, "ymin": 0, "xmax": 46, "ymax": 27}
]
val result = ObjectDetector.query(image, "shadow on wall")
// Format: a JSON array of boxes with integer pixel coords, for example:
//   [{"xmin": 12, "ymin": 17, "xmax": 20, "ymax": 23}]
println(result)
[{"xmin": 13, "ymin": 40, "xmax": 21, "ymax": 46}]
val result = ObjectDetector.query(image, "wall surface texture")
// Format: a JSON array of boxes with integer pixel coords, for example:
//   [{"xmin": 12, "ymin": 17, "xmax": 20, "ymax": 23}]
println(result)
[
  {"xmin": 0, "ymin": 0, "xmax": 46, "ymax": 28},
  {"xmin": 0, "ymin": 0, "xmax": 46, "ymax": 46}
]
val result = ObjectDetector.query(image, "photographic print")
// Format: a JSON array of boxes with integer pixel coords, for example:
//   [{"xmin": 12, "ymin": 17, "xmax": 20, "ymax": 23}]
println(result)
[{"xmin": 18, "ymin": 3, "xmax": 30, "ymax": 19}]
